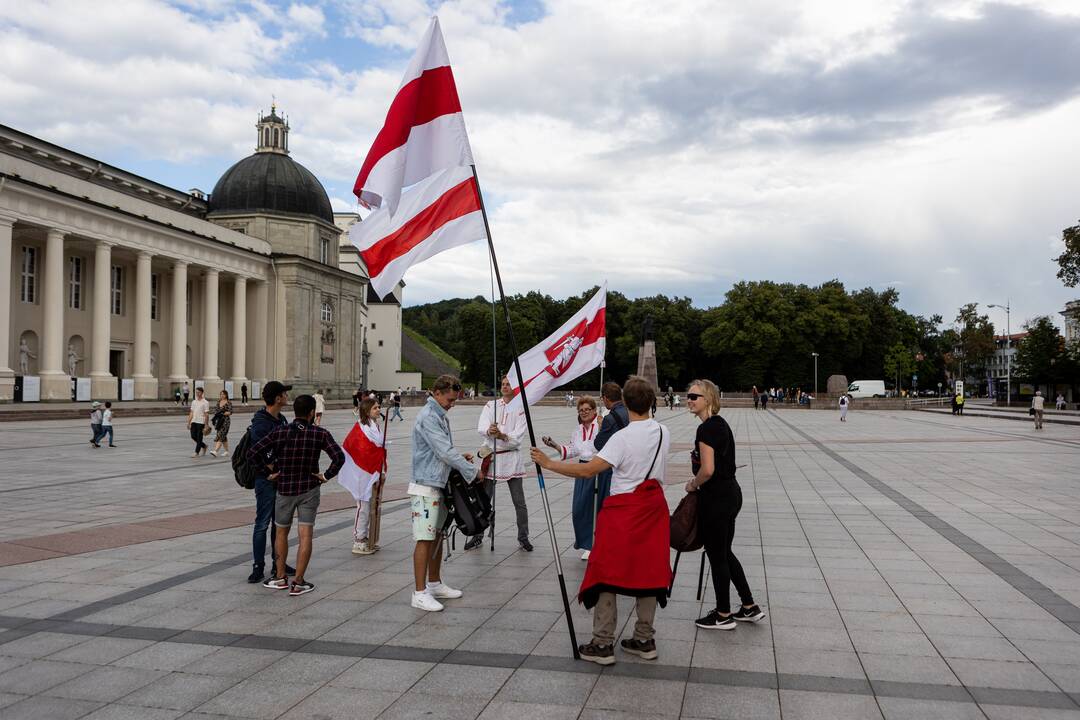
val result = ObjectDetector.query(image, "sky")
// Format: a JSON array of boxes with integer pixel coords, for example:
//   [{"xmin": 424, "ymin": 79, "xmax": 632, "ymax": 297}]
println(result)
[{"xmin": 3, "ymin": 0, "xmax": 1080, "ymax": 332}]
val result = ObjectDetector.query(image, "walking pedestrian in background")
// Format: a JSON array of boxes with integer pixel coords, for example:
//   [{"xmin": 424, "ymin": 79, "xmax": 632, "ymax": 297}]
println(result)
[
  {"xmin": 1032, "ymin": 390, "xmax": 1045, "ymax": 430},
  {"xmin": 210, "ymin": 390, "xmax": 233, "ymax": 457},
  {"xmin": 100, "ymin": 401, "xmax": 116, "ymax": 447},
  {"xmin": 187, "ymin": 387, "xmax": 210, "ymax": 458},
  {"xmin": 89, "ymin": 401, "xmax": 103, "ymax": 447}
]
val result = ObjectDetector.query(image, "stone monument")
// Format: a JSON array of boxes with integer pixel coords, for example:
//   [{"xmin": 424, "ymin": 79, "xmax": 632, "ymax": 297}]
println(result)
[{"xmin": 636, "ymin": 316, "xmax": 660, "ymax": 393}]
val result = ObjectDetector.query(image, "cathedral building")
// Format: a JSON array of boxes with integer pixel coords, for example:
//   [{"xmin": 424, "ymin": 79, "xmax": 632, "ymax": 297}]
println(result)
[{"xmin": 0, "ymin": 108, "xmax": 415, "ymax": 402}]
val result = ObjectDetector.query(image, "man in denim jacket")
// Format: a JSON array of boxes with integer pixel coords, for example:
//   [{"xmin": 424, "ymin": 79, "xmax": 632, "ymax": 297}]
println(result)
[{"xmin": 409, "ymin": 374, "xmax": 478, "ymax": 611}]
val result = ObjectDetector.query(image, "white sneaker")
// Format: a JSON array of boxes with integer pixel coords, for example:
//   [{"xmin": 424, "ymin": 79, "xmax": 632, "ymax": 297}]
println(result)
[
  {"xmin": 411, "ymin": 590, "xmax": 444, "ymax": 612},
  {"xmin": 581, "ymin": 550, "xmax": 591, "ymax": 561},
  {"xmin": 427, "ymin": 581, "xmax": 463, "ymax": 599},
  {"xmin": 209, "ymin": 450, "xmax": 217, "ymax": 457},
  {"xmin": 352, "ymin": 540, "xmax": 374, "ymax": 556}
]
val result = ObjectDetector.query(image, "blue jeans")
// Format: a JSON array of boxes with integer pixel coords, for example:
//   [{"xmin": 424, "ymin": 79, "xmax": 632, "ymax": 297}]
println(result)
[
  {"xmin": 100, "ymin": 426, "xmax": 114, "ymax": 445},
  {"xmin": 390, "ymin": 406, "xmax": 403, "ymax": 421},
  {"xmin": 252, "ymin": 476, "xmax": 277, "ymax": 568},
  {"xmin": 572, "ymin": 471, "xmax": 611, "ymax": 550}
]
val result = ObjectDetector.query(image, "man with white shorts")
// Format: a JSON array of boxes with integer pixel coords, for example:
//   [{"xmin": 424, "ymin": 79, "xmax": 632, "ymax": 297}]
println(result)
[{"xmin": 409, "ymin": 375, "xmax": 478, "ymax": 611}]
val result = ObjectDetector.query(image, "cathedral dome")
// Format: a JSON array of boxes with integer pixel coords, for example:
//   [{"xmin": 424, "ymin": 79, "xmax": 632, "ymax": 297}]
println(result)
[
  {"xmin": 206, "ymin": 105, "xmax": 334, "ymax": 224},
  {"xmin": 207, "ymin": 153, "xmax": 333, "ymax": 224}
]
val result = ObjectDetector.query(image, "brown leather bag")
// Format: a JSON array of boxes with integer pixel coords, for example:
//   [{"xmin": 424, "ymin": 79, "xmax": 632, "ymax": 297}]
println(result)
[{"xmin": 670, "ymin": 492, "xmax": 703, "ymax": 552}]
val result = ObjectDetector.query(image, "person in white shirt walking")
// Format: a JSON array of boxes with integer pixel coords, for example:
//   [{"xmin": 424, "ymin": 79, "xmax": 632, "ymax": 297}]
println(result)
[
  {"xmin": 187, "ymin": 388, "xmax": 210, "ymax": 457},
  {"xmin": 467, "ymin": 375, "xmax": 532, "ymax": 552},
  {"xmin": 313, "ymin": 389, "xmax": 326, "ymax": 425},
  {"xmin": 1032, "ymin": 390, "xmax": 1046, "ymax": 430},
  {"xmin": 838, "ymin": 393, "xmax": 849, "ymax": 422},
  {"xmin": 100, "ymin": 402, "xmax": 116, "ymax": 447}
]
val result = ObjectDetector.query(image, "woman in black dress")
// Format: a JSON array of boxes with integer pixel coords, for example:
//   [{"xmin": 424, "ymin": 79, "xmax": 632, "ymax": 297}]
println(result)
[{"xmin": 685, "ymin": 379, "xmax": 765, "ymax": 630}]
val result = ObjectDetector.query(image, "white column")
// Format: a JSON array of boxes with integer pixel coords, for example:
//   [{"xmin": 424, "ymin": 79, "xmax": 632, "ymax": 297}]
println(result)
[
  {"xmin": 202, "ymin": 268, "xmax": 221, "ymax": 394},
  {"xmin": 253, "ymin": 279, "xmax": 268, "ymax": 383},
  {"xmin": 0, "ymin": 216, "xmax": 13, "ymax": 401},
  {"xmin": 133, "ymin": 250, "xmax": 155, "ymax": 399},
  {"xmin": 168, "ymin": 260, "xmax": 188, "ymax": 385},
  {"xmin": 39, "ymin": 228, "xmax": 69, "ymax": 400},
  {"xmin": 231, "ymin": 276, "xmax": 248, "ymax": 387},
  {"xmin": 89, "ymin": 241, "xmax": 115, "ymax": 399}
]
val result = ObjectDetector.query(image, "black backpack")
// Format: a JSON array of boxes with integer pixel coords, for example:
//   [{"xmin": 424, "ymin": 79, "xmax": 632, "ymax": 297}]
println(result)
[
  {"xmin": 442, "ymin": 470, "xmax": 492, "ymax": 536},
  {"xmin": 231, "ymin": 429, "xmax": 258, "ymax": 490}
]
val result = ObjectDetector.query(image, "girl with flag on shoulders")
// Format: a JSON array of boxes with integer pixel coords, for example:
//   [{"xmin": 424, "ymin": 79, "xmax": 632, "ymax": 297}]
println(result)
[{"xmin": 339, "ymin": 397, "xmax": 387, "ymax": 555}]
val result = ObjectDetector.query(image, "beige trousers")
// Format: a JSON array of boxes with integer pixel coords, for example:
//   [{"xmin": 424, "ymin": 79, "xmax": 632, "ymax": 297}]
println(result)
[{"xmin": 592, "ymin": 592, "xmax": 657, "ymax": 645}]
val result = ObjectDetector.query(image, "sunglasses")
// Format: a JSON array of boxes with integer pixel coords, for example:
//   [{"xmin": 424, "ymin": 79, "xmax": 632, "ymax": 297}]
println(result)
[
  {"xmin": 686, "ymin": 393, "xmax": 703, "ymax": 401},
  {"xmin": 452, "ymin": 384, "xmax": 462, "ymax": 392}
]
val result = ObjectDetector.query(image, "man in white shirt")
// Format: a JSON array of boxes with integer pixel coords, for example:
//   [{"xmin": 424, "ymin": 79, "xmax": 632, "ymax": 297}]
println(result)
[
  {"xmin": 467, "ymin": 375, "xmax": 531, "ymax": 552},
  {"xmin": 187, "ymin": 387, "xmax": 210, "ymax": 457},
  {"xmin": 101, "ymin": 402, "xmax": 116, "ymax": 447},
  {"xmin": 313, "ymin": 389, "xmax": 326, "ymax": 425},
  {"xmin": 1032, "ymin": 390, "xmax": 1046, "ymax": 430}
]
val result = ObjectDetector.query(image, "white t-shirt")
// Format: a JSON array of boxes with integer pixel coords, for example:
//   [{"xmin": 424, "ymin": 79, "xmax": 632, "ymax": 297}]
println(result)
[
  {"xmin": 596, "ymin": 419, "xmax": 670, "ymax": 496},
  {"xmin": 102, "ymin": 409, "xmax": 113, "ymax": 426},
  {"xmin": 190, "ymin": 398, "xmax": 210, "ymax": 424},
  {"xmin": 314, "ymin": 393, "xmax": 326, "ymax": 413}
]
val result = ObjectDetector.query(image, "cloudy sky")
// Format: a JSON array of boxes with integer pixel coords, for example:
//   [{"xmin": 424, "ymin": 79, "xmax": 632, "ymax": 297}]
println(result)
[{"xmin": 3, "ymin": 0, "xmax": 1080, "ymax": 331}]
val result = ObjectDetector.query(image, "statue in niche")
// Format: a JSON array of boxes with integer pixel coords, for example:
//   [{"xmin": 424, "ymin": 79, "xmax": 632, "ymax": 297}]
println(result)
[
  {"xmin": 150, "ymin": 351, "xmax": 158, "ymax": 377},
  {"xmin": 19, "ymin": 339, "xmax": 36, "ymax": 374},
  {"xmin": 67, "ymin": 344, "xmax": 82, "ymax": 377},
  {"xmin": 321, "ymin": 325, "xmax": 336, "ymax": 364}
]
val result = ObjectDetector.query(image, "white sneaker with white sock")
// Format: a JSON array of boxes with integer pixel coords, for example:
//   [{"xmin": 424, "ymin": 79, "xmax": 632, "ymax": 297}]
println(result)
[
  {"xmin": 426, "ymin": 581, "xmax": 463, "ymax": 599},
  {"xmin": 411, "ymin": 590, "xmax": 443, "ymax": 612}
]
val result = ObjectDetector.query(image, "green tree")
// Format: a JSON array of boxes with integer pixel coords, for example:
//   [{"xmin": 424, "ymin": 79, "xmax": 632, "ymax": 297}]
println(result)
[
  {"xmin": 954, "ymin": 304, "xmax": 996, "ymax": 379},
  {"xmin": 1054, "ymin": 220, "xmax": 1080, "ymax": 287},
  {"xmin": 883, "ymin": 342, "xmax": 916, "ymax": 393},
  {"xmin": 1013, "ymin": 316, "xmax": 1064, "ymax": 386}
]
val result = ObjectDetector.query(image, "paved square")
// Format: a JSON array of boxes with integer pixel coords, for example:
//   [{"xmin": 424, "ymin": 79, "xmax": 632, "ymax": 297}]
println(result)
[{"xmin": 1, "ymin": 404, "xmax": 1080, "ymax": 718}]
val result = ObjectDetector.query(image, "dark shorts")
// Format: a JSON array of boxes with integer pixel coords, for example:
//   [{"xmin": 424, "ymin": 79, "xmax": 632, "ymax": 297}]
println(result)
[{"xmin": 274, "ymin": 486, "xmax": 321, "ymax": 528}]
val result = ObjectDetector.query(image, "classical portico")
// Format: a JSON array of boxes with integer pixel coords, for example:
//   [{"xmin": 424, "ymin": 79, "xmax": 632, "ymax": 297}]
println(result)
[{"xmin": 1, "ymin": 112, "xmax": 370, "ymax": 403}]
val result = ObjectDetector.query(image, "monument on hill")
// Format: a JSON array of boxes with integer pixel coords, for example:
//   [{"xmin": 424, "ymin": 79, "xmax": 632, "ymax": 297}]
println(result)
[{"xmin": 636, "ymin": 316, "xmax": 660, "ymax": 393}]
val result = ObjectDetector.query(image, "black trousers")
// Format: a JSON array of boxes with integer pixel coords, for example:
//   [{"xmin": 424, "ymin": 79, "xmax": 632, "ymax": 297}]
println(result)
[
  {"xmin": 701, "ymin": 487, "xmax": 754, "ymax": 613},
  {"xmin": 190, "ymin": 423, "xmax": 206, "ymax": 453}
]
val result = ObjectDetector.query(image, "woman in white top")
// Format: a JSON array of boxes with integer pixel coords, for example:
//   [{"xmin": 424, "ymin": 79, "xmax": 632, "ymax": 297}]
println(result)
[
  {"xmin": 531, "ymin": 376, "xmax": 671, "ymax": 666},
  {"xmin": 468, "ymin": 375, "xmax": 531, "ymax": 551},
  {"xmin": 838, "ymin": 393, "xmax": 849, "ymax": 422},
  {"xmin": 543, "ymin": 395, "xmax": 605, "ymax": 560}
]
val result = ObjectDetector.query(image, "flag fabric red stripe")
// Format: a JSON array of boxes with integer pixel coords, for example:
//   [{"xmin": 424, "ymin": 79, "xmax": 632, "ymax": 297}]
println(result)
[
  {"xmin": 511, "ymin": 308, "xmax": 607, "ymax": 399},
  {"xmin": 360, "ymin": 176, "xmax": 480, "ymax": 279},
  {"xmin": 342, "ymin": 423, "xmax": 385, "ymax": 475},
  {"xmin": 352, "ymin": 65, "xmax": 463, "ymax": 200}
]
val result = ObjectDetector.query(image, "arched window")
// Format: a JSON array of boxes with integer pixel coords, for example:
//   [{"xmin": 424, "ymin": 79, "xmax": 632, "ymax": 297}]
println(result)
[
  {"xmin": 321, "ymin": 302, "xmax": 333, "ymax": 324},
  {"xmin": 273, "ymin": 128, "xmax": 279, "ymax": 147}
]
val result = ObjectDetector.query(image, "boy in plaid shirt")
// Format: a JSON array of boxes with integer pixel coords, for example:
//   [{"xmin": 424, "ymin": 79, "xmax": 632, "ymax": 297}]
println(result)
[{"xmin": 249, "ymin": 394, "xmax": 344, "ymax": 596}]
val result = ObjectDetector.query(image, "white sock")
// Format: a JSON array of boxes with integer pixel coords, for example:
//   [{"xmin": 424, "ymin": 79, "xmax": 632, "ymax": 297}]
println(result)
[{"xmin": 426, "ymin": 581, "xmax": 442, "ymax": 590}]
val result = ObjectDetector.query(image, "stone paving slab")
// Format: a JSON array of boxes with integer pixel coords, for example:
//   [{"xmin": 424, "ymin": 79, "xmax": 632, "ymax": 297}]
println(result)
[{"xmin": 2, "ymin": 406, "xmax": 1080, "ymax": 717}]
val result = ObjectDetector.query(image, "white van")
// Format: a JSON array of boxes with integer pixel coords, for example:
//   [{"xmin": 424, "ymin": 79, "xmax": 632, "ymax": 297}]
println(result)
[{"xmin": 847, "ymin": 380, "xmax": 886, "ymax": 399}]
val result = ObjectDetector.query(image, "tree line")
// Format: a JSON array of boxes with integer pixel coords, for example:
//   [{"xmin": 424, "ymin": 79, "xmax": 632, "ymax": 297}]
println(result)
[{"xmin": 403, "ymin": 281, "xmax": 1079, "ymax": 395}]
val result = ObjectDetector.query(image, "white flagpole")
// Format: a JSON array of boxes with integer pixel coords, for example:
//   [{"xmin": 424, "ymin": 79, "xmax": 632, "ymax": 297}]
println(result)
[{"xmin": 470, "ymin": 164, "xmax": 580, "ymax": 659}]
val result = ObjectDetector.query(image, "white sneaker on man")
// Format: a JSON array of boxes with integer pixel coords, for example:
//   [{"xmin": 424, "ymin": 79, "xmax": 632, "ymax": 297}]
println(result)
[
  {"xmin": 411, "ymin": 590, "xmax": 444, "ymax": 612},
  {"xmin": 426, "ymin": 581, "xmax": 463, "ymax": 599}
]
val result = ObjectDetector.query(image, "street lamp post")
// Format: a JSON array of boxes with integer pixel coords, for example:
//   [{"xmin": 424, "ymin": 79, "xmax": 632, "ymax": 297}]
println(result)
[
  {"xmin": 811, "ymin": 352, "xmax": 819, "ymax": 398},
  {"xmin": 987, "ymin": 301, "xmax": 1011, "ymax": 406}
]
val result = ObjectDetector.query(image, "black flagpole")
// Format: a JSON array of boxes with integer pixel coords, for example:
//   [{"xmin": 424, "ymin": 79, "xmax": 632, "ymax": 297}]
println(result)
[{"xmin": 470, "ymin": 164, "xmax": 580, "ymax": 659}]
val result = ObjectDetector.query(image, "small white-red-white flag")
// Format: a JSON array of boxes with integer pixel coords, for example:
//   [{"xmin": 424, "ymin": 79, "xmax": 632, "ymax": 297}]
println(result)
[
  {"xmin": 506, "ymin": 284, "xmax": 607, "ymax": 412},
  {"xmin": 338, "ymin": 420, "xmax": 387, "ymax": 503},
  {"xmin": 353, "ymin": 16, "xmax": 474, "ymax": 215},
  {"xmin": 350, "ymin": 165, "xmax": 485, "ymax": 299}
]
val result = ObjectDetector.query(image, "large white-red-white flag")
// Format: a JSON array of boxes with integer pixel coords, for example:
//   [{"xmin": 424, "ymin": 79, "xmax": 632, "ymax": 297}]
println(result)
[
  {"xmin": 506, "ymin": 285, "xmax": 607, "ymax": 412},
  {"xmin": 338, "ymin": 421, "xmax": 386, "ymax": 503},
  {"xmin": 350, "ymin": 165, "xmax": 485, "ymax": 299},
  {"xmin": 353, "ymin": 16, "xmax": 473, "ymax": 215}
]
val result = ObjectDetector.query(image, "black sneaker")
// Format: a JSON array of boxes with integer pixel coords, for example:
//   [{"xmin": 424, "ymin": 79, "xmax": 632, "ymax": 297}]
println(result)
[
  {"xmin": 247, "ymin": 565, "xmax": 265, "ymax": 584},
  {"xmin": 289, "ymin": 581, "xmax": 315, "ymax": 597},
  {"xmin": 732, "ymin": 605, "xmax": 766, "ymax": 623},
  {"xmin": 695, "ymin": 609, "xmax": 736, "ymax": 630},
  {"xmin": 578, "ymin": 641, "xmax": 615, "ymax": 665},
  {"xmin": 263, "ymin": 576, "xmax": 289, "ymax": 590},
  {"xmin": 464, "ymin": 535, "xmax": 484, "ymax": 551},
  {"xmin": 519, "ymin": 539, "xmax": 534, "ymax": 552},
  {"xmin": 620, "ymin": 638, "xmax": 657, "ymax": 660}
]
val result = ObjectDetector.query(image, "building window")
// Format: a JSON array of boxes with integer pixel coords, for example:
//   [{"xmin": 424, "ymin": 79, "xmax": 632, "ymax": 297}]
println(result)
[
  {"xmin": 20, "ymin": 246, "xmax": 37, "ymax": 303},
  {"xmin": 110, "ymin": 265, "xmax": 124, "ymax": 315},
  {"xmin": 321, "ymin": 302, "xmax": 333, "ymax": 323},
  {"xmin": 186, "ymin": 280, "xmax": 193, "ymax": 325},
  {"xmin": 370, "ymin": 322, "xmax": 376, "ymax": 330},
  {"xmin": 319, "ymin": 236, "xmax": 329, "ymax": 264},
  {"xmin": 150, "ymin": 274, "xmax": 160, "ymax": 320},
  {"xmin": 378, "ymin": 340, "xmax": 384, "ymax": 347},
  {"xmin": 68, "ymin": 256, "xmax": 82, "ymax": 309}
]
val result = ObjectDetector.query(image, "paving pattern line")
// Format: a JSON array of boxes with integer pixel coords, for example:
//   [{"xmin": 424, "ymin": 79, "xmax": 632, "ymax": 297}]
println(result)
[
  {"xmin": 770, "ymin": 411, "xmax": 1080, "ymax": 636},
  {"xmin": 2, "ymin": 611, "xmax": 1077, "ymax": 712}
]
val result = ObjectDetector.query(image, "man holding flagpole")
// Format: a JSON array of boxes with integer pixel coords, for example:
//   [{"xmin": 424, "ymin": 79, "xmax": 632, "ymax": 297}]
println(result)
[{"xmin": 467, "ymin": 375, "xmax": 531, "ymax": 552}]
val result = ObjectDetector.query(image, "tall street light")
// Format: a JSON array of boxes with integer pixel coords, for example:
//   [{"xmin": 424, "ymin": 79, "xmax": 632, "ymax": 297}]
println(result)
[
  {"xmin": 987, "ymin": 301, "xmax": 1011, "ymax": 406},
  {"xmin": 811, "ymin": 352, "xmax": 819, "ymax": 398}
]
